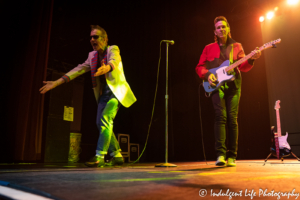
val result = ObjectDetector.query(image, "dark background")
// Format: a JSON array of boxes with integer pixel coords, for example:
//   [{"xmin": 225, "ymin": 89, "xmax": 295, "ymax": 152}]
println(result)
[
  {"xmin": 3, "ymin": 0, "xmax": 295, "ymax": 163},
  {"xmin": 260, "ymin": 6, "xmax": 300, "ymax": 134}
]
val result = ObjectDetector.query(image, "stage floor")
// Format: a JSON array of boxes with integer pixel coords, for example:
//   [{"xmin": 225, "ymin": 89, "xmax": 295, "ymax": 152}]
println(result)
[{"xmin": 0, "ymin": 159, "xmax": 300, "ymax": 200}]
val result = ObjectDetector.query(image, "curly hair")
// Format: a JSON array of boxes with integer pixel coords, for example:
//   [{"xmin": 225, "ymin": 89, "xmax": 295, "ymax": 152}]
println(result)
[{"xmin": 213, "ymin": 16, "xmax": 232, "ymax": 42}]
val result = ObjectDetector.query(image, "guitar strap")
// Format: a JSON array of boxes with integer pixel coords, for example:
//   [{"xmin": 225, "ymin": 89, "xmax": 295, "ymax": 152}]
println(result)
[{"xmin": 229, "ymin": 44, "xmax": 233, "ymax": 64}]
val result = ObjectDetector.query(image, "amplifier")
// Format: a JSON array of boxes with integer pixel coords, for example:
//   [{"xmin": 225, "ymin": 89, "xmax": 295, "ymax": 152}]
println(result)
[
  {"xmin": 129, "ymin": 143, "xmax": 139, "ymax": 162},
  {"xmin": 117, "ymin": 133, "xmax": 130, "ymax": 155}
]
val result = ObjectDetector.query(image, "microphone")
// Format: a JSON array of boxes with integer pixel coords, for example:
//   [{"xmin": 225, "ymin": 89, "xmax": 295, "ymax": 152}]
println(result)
[{"xmin": 162, "ymin": 40, "xmax": 175, "ymax": 45}]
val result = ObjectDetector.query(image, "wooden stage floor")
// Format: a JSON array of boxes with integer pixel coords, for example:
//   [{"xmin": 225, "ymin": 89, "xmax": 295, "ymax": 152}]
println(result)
[{"xmin": 0, "ymin": 159, "xmax": 300, "ymax": 200}]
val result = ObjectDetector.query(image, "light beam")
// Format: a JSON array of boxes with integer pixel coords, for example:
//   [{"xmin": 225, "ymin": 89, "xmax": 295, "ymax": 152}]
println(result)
[
  {"xmin": 266, "ymin": 11, "xmax": 274, "ymax": 19},
  {"xmin": 287, "ymin": 0, "xmax": 299, "ymax": 5},
  {"xmin": 259, "ymin": 16, "xmax": 265, "ymax": 22}
]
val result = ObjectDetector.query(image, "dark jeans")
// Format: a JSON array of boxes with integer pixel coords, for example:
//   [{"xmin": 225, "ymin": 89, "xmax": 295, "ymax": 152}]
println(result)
[
  {"xmin": 211, "ymin": 83, "xmax": 241, "ymax": 159},
  {"xmin": 95, "ymin": 84, "xmax": 121, "ymax": 156}
]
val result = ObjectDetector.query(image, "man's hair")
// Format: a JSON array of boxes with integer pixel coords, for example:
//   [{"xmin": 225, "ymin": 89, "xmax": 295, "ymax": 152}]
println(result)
[
  {"xmin": 90, "ymin": 25, "xmax": 108, "ymax": 39},
  {"xmin": 214, "ymin": 16, "xmax": 232, "ymax": 42}
]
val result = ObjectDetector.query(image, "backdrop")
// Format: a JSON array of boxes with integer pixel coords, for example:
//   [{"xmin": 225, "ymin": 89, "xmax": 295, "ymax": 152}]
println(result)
[
  {"xmin": 261, "ymin": 3, "xmax": 300, "ymax": 134},
  {"xmin": 4, "ymin": 0, "xmax": 293, "ymax": 162},
  {"xmin": 46, "ymin": 0, "xmax": 272, "ymax": 162}
]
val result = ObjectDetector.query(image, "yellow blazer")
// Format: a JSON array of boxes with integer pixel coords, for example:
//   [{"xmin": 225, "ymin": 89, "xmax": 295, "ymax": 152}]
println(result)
[{"xmin": 62, "ymin": 45, "xmax": 136, "ymax": 108}]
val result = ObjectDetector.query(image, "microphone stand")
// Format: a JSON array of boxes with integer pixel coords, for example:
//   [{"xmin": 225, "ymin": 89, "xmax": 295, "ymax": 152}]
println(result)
[{"xmin": 155, "ymin": 42, "xmax": 177, "ymax": 167}]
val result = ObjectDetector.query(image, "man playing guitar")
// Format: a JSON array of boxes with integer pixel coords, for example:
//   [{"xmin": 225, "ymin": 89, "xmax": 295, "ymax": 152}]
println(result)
[{"xmin": 195, "ymin": 16, "xmax": 261, "ymax": 167}]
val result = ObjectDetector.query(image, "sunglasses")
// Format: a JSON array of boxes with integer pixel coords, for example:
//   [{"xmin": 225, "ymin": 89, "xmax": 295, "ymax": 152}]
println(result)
[{"xmin": 90, "ymin": 35, "xmax": 103, "ymax": 40}]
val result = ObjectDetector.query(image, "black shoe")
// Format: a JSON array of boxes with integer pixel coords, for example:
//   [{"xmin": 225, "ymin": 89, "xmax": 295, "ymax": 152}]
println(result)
[
  {"xmin": 105, "ymin": 157, "xmax": 124, "ymax": 166},
  {"xmin": 85, "ymin": 156, "xmax": 104, "ymax": 167}
]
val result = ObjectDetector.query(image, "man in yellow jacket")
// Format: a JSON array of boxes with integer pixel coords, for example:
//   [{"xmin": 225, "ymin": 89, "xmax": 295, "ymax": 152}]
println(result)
[{"xmin": 40, "ymin": 25, "xmax": 136, "ymax": 167}]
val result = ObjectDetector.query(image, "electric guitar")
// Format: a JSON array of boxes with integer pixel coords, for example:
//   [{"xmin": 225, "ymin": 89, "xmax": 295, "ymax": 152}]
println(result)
[
  {"xmin": 270, "ymin": 100, "xmax": 291, "ymax": 159},
  {"xmin": 203, "ymin": 39, "xmax": 281, "ymax": 93}
]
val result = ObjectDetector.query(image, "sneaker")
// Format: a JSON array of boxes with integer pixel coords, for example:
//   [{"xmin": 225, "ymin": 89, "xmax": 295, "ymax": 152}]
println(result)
[
  {"xmin": 85, "ymin": 156, "xmax": 104, "ymax": 167},
  {"xmin": 227, "ymin": 158, "xmax": 236, "ymax": 167},
  {"xmin": 215, "ymin": 155, "xmax": 226, "ymax": 166},
  {"xmin": 105, "ymin": 157, "xmax": 124, "ymax": 167}
]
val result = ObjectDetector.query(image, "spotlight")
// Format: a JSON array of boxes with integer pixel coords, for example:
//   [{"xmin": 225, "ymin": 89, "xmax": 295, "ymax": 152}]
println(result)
[
  {"xmin": 267, "ymin": 11, "xmax": 274, "ymax": 19},
  {"xmin": 274, "ymin": 7, "xmax": 279, "ymax": 11},
  {"xmin": 259, "ymin": 16, "xmax": 265, "ymax": 22},
  {"xmin": 287, "ymin": 0, "xmax": 299, "ymax": 5}
]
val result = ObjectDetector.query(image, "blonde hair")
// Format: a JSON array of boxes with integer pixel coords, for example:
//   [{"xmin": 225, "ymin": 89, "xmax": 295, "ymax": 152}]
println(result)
[{"xmin": 90, "ymin": 25, "xmax": 108, "ymax": 40}]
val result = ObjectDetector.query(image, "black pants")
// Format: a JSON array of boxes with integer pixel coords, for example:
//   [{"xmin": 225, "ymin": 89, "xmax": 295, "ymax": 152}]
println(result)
[{"xmin": 211, "ymin": 83, "xmax": 241, "ymax": 159}]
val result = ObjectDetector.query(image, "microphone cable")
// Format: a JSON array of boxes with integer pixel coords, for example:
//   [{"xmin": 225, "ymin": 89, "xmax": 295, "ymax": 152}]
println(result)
[
  {"xmin": 126, "ymin": 41, "xmax": 163, "ymax": 166},
  {"xmin": 126, "ymin": 42, "xmax": 210, "ymax": 166}
]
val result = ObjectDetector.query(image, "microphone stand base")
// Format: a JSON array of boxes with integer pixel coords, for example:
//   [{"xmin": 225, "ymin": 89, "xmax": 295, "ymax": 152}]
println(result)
[{"xmin": 155, "ymin": 163, "xmax": 177, "ymax": 167}]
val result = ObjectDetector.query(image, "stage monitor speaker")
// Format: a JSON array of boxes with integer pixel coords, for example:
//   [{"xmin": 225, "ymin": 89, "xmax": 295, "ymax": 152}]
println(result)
[
  {"xmin": 129, "ymin": 143, "xmax": 139, "ymax": 162},
  {"xmin": 118, "ymin": 133, "xmax": 130, "ymax": 155}
]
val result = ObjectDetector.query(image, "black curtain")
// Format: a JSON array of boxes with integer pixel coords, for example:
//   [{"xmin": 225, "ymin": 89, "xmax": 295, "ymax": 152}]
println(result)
[
  {"xmin": 261, "ymin": 7, "xmax": 300, "ymax": 133},
  {"xmin": 1, "ymin": 0, "xmax": 54, "ymax": 162}
]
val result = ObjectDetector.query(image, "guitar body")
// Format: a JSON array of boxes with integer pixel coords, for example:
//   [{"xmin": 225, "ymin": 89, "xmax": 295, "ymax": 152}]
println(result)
[
  {"xmin": 270, "ymin": 100, "xmax": 292, "ymax": 159},
  {"xmin": 202, "ymin": 39, "xmax": 281, "ymax": 94},
  {"xmin": 270, "ymin": 127, "xmax": 291, "ymax": 158},
  {"xmin": 278, "ymin": 132, "xmax": 291, "ymax": 157},
  {"xmin": 278, "ymin": 133, "xmax": 291, "ymax": 149},
  {"xmin": 203, "ymin": 60, "xmax": 234, "ymax": 93}
]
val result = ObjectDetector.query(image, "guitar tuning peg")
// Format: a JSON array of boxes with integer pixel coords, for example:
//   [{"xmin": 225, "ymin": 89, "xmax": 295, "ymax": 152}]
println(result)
[{"xmin": 272, "ymin": 44, "xmax": 277, "ymax": 48}]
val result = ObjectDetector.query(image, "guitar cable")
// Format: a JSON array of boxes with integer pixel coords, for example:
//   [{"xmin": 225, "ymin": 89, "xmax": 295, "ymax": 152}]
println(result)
[{"xmin": 198, "ymin": 83, "xmax": 209, "ymax": 165}]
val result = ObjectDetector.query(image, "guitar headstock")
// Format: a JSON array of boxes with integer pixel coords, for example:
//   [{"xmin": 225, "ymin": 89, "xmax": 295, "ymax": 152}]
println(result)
[
  {"xmin": 274, "ymin": 100, "xmax": 281, "ymax": 110},
  {"xmin": 260, "ymin": 38, "xmax": 281, "ymax": 51}
]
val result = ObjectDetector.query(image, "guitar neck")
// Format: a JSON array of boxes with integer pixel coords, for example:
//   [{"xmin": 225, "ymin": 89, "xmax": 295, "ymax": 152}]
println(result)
[
  {"xmin": 225, "ymin": 46, "xmax": 264, "ymax": 72},
  {"xmin": 224, "ymin": 39, "xmax": 281, "ymax": 72},
  {"xmin": 276, "ymin": 109, "xmax": 282, "ymax": 137}
]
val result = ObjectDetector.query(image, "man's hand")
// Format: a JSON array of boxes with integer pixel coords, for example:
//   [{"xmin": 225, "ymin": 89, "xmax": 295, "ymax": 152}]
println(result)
[
  {"xmin": 95, "ymin": 60, "xmax": 111, "ymax": 77},
  {"xmin": 208, "ymin": 74, "xmax": 218, "ymax": 87},
  {"xmin": 39, "ymin": 81, "xmax": 57, "ymax": 94},
  {"xmin": 251, "ymin": 47, "xmax": 261, "ymax": 60}
]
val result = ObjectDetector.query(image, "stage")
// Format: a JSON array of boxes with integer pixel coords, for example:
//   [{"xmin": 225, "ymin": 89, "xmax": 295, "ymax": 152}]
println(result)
[{"xmin": 0, "ymin": 160, "xmax": 300, "ymax": 200}]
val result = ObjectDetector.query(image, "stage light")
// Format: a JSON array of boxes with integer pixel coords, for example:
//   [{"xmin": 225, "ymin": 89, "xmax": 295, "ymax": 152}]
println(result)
[
  {"xmin": 259, "ymin": 16, "xmax": 265, "ymax": 22},
  {"xmin": 274, "ymin": 7, "xmax": 279, "ymax": 11},
  {"xmin": 267, "ymin": 11, "xmax": 274, "ymax": 19},
  {"xmin": 287, "ymin": 0, "xmax": 299, "ymax": 5}
]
